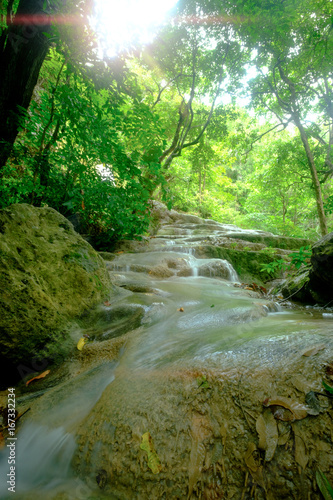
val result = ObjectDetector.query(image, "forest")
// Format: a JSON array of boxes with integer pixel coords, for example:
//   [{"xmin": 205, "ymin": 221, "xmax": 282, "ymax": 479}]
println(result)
[
  {"xmin": 1, "ymin": 0, "xmax": 333, "ymax": 247},
  {"xmin": 2, "ymin": 2, "xmax": 333, "ymax": 498}
]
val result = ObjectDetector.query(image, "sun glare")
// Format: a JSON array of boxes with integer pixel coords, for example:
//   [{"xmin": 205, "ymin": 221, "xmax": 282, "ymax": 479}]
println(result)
[{"xmin": 91, "ymin": 0, "xmax": 178, "ymax": 58}]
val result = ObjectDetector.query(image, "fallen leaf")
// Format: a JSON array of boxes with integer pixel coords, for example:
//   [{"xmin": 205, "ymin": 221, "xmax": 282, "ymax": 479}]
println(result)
[
  {"xmin": 140, "ymin": 432, "xmax": 162, "ymax": 474},
  {"xmin": 323, "ymin": 380, "xmax": 333, "ymax": 395},
  {"xmin": 305, "ymin": 391, "xmax": 321, "ymax": 415},
  {"xmin": 77, "ymin": 337, "xmax": 87, "ymax": 351},
  {"xmin": 256, "ymin": 410, "xmax": 278, "ymax": 461},
  {"xmin": 103, "ymin": 301, "xmax": 111, "ymax": 306},
  {"xmin": 0, "ymin": 431, "xmax": 4, "ymax": 449},
  {"xmin": 197, "ymin": 375, "xmax": 210, "ymax": 389},
  {"xmin": 178, "ymin": 307, "xmax": 184, "ymax": 312},
  {"xmin": 316, "ymin": 468, "xmax": 333, "ymax": 500},
  {"xmin": 263, "ymin": 396, "xmax": 308, "ymax": 421},
  {"xmin": 244, "ymin": 442, "xmax": 266, "ymax": 490},
  {"xmin": 277, "ymin": 421, "xmax": 291, "ymax": 446},
  {"xmin": 301, "ymin": 344, "xmax": 325, "ymax": 357},
  {"xmin": 26, "ymin": 370, "xmax": 50, "ymax": 386},
  {"xmin": 293, "ymin": 425, "xmax": 308, "ymax": 470}
]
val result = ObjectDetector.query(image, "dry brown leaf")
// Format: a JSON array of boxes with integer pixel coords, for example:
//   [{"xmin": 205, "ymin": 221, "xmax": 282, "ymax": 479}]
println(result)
[
  {"xmin": 301, "ymin": 344, "xmax": 325, "ymax": 357},
  {"xmin": 244, "ymin": 442, "xmax": 266, "ymax": 490},
  {"xmin": 26, "ymin": 369, "xmax": 50, "ymax": 386},
  {"xmin": 256, "ymin": 410, "xmax": 278, "ymax": 462},
  {"xmin": 263, "ymin": 396, "xmax": 308, "ymax": 421},
  {"xmin": 293, "ymin": 425, "xmax": 308, "ymax": 470},
  {"xmin": 0, "ymin": 431, "xmax": 4, "ymax": 449},
  {"xmin": 277, "ymin": 421, "xmax": 291, "ymax": 446},
  {"xmin": 103, "ymin": 301, "xmax": 111, "ymax": 306}
]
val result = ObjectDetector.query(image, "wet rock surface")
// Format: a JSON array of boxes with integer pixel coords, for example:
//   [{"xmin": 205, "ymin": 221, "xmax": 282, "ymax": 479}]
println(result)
[
  {"xmin": 1, "ymin": 202, "xmax": 332, "ymax": 500},
  {"xmin": 109, "ymin": 201, "xmax": 307, "ymax": 284}
]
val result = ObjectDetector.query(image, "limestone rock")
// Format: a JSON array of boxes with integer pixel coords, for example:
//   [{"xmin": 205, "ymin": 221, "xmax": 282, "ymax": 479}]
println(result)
[
  {"xmin": 0, "ymin": 204, "xmax": 111, "ymax": 373},
  {"xmin": 279, "ymin": 270, "xmax": 312, "ymax": 303}
]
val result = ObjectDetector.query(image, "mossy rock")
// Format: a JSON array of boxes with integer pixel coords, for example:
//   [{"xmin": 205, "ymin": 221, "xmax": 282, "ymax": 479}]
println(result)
[
  {"xmin": 0, "ymin": 204, "xmax": 111, "ymax": 381},
  {"xmin": 278, "ymin": 270, "xmax": 313, "ymax": 303},
  {"xmin": 192, "ymin": 245, "xmax": 283, "ymax": 284},
  {"xmin": 224, "ymin": 232, "xmax": 311, "ymax": 250}
]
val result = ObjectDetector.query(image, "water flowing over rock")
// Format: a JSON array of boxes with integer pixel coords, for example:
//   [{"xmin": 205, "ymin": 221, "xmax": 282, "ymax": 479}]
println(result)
[
  {"xmin": 0, "ymin": 203, "xmax": 111, "ymax": 384},
  {"xmin": 0, "ymin": 203, "xmax": 332, "ymax": 500}
]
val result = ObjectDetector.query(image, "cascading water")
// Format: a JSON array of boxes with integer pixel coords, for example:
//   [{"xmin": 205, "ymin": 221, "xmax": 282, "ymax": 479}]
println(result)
[{"xmin": 1, "ymin": 213, "xmax": 333, "ymax": 499}]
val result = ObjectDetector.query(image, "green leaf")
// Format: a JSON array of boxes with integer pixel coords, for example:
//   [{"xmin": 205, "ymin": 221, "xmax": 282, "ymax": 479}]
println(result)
[
  {"xmin": 322, "ymin": 380, "xmax": 333, "ymax": 395},
  {"xmin": 316, "ymin": 469, "xmax": 333, "ymax": 499}
]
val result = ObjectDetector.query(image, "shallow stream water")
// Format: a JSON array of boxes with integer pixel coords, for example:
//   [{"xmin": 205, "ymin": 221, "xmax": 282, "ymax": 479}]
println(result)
[{"xmin": 1, "ymin": 217, "xmax": 333, "ymax": 499}]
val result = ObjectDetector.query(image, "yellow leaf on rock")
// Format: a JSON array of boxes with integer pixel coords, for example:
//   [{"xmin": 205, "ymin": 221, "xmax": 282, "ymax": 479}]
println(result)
[
  {"xmin": 77, "ymin": 337, "xmax": 87, "ymax": 351},
  {"xmin": 140, "ymin": 432, "xmax": 162, "ymax": 474}
]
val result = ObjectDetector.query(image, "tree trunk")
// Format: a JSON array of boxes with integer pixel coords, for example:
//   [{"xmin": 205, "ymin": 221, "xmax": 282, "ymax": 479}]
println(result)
[
  {"xmin": 198, "ymin": 167, "xmax": 202, "ymax": 200},
  {"xmin": 295, "ymin": 120, "xmax": 328, "ymax": 236},
  {"xmin": 0, "ymin": 0, "xmax": 53, "ymax": 171}
]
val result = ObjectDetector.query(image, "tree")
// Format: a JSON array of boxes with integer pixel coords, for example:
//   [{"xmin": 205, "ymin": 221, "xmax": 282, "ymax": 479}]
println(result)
[
  {"xmin": 227, "ymin": 0, "xmax": 333, "ymax": 235},
  {"xmin": 0, "ymin": 0, "xmax": 97, "ymax": 172},
  {"xmin": 135, "ymin": 0, "xmax": 247, "ymax": 182},
  {"xmin": 0, "ymin": 0, "xmax": 56, "ymax": 170}
]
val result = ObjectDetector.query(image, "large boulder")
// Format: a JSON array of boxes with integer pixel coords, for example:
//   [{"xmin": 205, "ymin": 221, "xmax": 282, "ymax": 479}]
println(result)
[
  {"xmin": 308, "ymin": 231, "xmax": 333, "ymax": 304},
  {"xmin": 0, "ymin": 204, "xmax": 111, "ymax": 380},
  {"xmin": 279, "ymin": 232, "xmax": 333, "ymax": 305}
]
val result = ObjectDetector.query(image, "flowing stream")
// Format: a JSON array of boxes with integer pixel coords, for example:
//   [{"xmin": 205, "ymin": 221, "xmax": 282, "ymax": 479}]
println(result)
[{"xmin": 1, "ymin": 215, "xmax": 333, "ymax": 499}]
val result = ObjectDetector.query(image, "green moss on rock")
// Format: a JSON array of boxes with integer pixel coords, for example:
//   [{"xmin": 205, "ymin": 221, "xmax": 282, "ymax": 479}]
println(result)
[
  {"xmin": 192, "ymin": 245, "xmax": 283, "ymax": 284},
  {"xmin": 0, "ymin": 204, "xmax": 111, "ymax": 372}
]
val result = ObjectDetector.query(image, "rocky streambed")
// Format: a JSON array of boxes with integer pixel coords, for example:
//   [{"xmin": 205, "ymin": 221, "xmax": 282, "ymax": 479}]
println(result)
[{"xmin": 0, "ymin": 203, "xmax": 333, "ymax": 499}]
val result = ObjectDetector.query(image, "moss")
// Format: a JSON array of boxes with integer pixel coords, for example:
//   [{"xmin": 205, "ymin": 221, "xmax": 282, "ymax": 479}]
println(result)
[
  {"xmin": 192, "ymin": 245, "xmax": 283, "ymax": 284},
  {"xmin": 0, "ymin": 204, "xmax": 112, "ymax": 383}
]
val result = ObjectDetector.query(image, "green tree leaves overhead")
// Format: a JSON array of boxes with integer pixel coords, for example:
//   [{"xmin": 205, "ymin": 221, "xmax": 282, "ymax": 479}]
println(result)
[{"xmin": 0, "ymin": 0, "xmax": 332, "ymax": 244}]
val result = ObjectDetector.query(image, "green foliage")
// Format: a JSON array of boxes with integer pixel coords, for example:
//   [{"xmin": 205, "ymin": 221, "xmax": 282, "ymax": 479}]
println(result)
[
  {"xmin": 1, "ymin": 0, "xmax": 333, "ymax": 246},
  {"xmin": 197, "ymin": 375, "xmax": 211, "ymax": 390},
  {"xmin": 322, "ymin": 380, "xmax": 333, "ymax": 396},
  {"xmin": 289, "ymin": 246, "xmax": 312, "ymax": 270},
  {"xmin": 260, "ymin": 246, "xmax": 312, "ymax": 276},
  {"xmin": 260, "ymin": 260, "xmax": 286, "ymax": 276},
  {"xmin": 260, "ymin": 247, "xmax": 277, "ymax": 257},
  {"xmin": 1, "ymin": 52, "xmax": 166, "ymax": 248},
  {"xmin": 316, "ymin": 468, "xmax": 333, "ymax": 500}
]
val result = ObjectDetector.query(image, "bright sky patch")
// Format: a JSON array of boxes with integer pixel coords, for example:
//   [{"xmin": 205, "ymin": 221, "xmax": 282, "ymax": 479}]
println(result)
[{"xmin": 91, "ymin": 0, "xmax": 178, "ymax": 58}]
